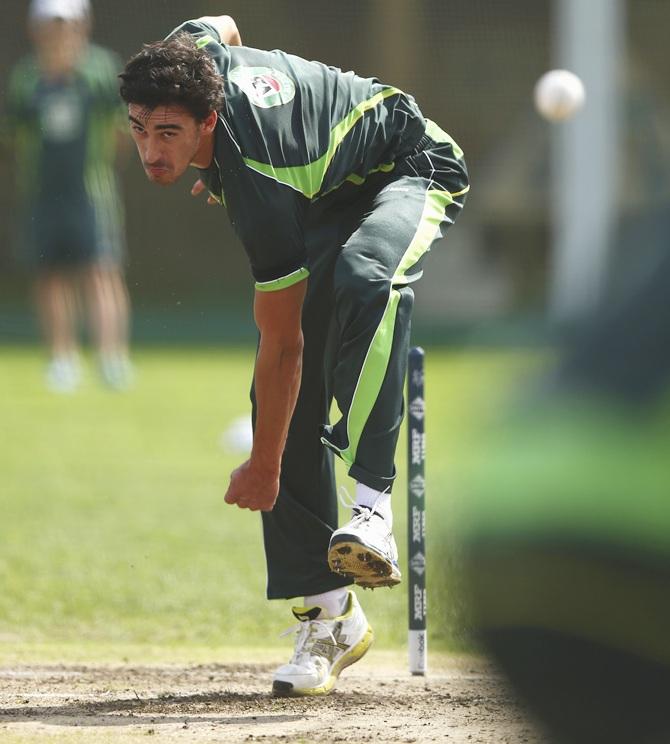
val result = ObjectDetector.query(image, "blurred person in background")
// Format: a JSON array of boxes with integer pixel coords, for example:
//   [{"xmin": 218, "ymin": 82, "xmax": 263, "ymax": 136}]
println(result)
[
  {"xmin": 456, "ymin": 244, "xmax": 670, "ymax": 743},
  {"xmin": 5, "ymin": 0, "xmax": 132, "ymax": 392},
  {"xmin": 119, "ymin": 15, "xmax": 468, "ymax": 696}
]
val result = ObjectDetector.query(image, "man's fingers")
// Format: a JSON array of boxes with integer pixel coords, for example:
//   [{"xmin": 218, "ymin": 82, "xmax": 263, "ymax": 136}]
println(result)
[
  {"xmin": 227, "ymin": 496, "xmax": 274, "ymax": 511},
  {"xmin": 241, "ymin": 501, "xmax": 271, "ymax": 512},
  {"xmin": 191, "ymin": 178, "xmax": 206, "ymax": 196},
  {"xmin": 192, "ymin": 179, "xmax": 220, "ymax": 205},
  {"xmin": 226, "ymin": 493, "xmax": 272, "ymax": 511},
  {"xmin": 225, "ymin": 461, "xmax": 277, "ymax": 511}
]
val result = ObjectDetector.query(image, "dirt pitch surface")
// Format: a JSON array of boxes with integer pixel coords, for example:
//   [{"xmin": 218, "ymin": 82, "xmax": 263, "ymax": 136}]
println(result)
[{"xmin": 0, "ymin": 653, "xmax": 547, "ymax": 743}]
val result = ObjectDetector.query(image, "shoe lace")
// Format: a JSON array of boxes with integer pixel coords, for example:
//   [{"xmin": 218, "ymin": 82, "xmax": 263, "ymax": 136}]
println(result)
[
  {"xmin": 280, "ymin": 619, "xmax": 338, "ymax": 666},
  {"xmin": 337, "ymin": 485, "xmax": 389, "ymax": 524}
]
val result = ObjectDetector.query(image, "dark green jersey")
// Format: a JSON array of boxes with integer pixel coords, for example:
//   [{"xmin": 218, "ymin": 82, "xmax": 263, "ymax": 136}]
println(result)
[
  {"xmin": 6, "ymin": 44, "xmax": 123, "ymax": 212},
  {"xmin": 171, "ymin": 20, "xmax": 427, "ymax": 290}
]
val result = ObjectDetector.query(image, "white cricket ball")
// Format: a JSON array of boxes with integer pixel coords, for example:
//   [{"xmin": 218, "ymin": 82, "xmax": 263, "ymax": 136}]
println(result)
[{"xmin": 534, "ymin": 69, "xmax": 585, "ymax": 121}]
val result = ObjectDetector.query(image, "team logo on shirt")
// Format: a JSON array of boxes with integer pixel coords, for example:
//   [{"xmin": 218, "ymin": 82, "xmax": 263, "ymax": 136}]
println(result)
[{"xmin": 228, "ymin": 66, "xmax": 296, "ymax": 108}]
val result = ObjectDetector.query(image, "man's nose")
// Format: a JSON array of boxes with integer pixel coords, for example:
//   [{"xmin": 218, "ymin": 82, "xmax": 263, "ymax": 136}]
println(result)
[{"xmin": 144, "ymin": 140, "xmax": 163, "ymax": 165}]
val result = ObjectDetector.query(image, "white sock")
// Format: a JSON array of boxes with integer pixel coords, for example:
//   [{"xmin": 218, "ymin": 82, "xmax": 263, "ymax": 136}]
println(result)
[
  {"xmin": 304, "ymin": 587, "xmax": 349, "ymax": 619},
  {"xmin": 355, "ymin": 482, "xmax": 393, "ymax": 527}
]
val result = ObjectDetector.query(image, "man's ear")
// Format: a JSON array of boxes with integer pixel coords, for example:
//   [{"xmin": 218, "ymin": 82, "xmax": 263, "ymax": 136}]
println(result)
[{"xmin": 202, "ymin": 110, "xmax": 218, "ymax": 134}]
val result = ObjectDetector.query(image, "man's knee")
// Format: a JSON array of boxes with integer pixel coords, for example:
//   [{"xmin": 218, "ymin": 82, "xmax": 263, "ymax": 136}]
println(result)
[{"xmin": 334, "ymin": 253, "xmax": 389, "ymax": 313}]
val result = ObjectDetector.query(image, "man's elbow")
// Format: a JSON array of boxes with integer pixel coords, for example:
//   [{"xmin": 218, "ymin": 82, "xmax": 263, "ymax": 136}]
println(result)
[
  {"xmin": 261, "ymin": 329, "xmax": 304, "ymax": 360},
  {"xmin": 279, "ymin": 331, "xmax": 305, "ymax": 359},
  {"xmin": 218, "ymin": 15, "xmax": 241, "ymax": 46},
  {"xmin": 197, "ymin": 15, "xmax": 241, "ymax": 45}
]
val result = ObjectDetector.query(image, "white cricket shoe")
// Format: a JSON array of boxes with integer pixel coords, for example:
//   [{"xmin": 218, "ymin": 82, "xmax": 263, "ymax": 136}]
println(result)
[
  {"xmin": 328, "ymin": 507, "xmax": 402, "ymax": 588},
  {"xmin": 272, "ymin": 591, "xmax": 373, "ymax": 697},
  {"xmin": 99, "ymin": 354, "xmax": 134, "ymax": 391},
  {"xmin": 45, "ymin": 356, "xmax": 81, "ymax": 393}
]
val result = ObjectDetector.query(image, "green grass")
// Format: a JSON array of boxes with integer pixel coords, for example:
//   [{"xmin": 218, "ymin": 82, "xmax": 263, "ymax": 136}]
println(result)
[{"xmin": 0, "ymin": 345, "xmax": 542, "ymax": 660}]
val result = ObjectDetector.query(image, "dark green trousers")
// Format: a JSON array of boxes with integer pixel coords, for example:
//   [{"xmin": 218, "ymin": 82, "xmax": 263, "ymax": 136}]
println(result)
[{"xmin": 255, "ymin": 123, "xmax": 469, "ymax": 598}]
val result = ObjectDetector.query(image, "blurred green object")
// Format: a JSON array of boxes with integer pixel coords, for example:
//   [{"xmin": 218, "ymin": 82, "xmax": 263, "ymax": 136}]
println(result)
[
  {"xmin": 457, "ymin": 391, "xmax": 670, "ymax": 744},
  {"xmin": 0, "ymin": 345, "xmax": 537, "ymax": 655}
]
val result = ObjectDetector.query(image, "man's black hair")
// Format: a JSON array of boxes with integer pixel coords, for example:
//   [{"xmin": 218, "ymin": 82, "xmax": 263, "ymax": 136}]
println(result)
[{"xmin": 119, "ymin": 33, "xmax": 225, "ymax": 121}]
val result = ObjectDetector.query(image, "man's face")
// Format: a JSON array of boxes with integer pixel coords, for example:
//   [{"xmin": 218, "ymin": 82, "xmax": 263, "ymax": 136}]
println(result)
[
  {"xmin": 128, "ymin": 104, "xmax": 210, "ymax": 186},
  {"xmin": 31, "ymin": 18, "xmax": 88, "ymax": 74}
]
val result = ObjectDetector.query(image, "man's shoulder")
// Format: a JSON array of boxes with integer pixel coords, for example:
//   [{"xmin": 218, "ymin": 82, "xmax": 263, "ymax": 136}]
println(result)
[
  {"xmin": 81, "ymin": 44, "xmax": 122, "ymax": 74},
  {"xmin": 75, "ymin": 44, "xmax": 125, "ymax": 100},
  {"xmin": 6, "ymin": 55, "xmax": 41, "ymax": 104},
  {"xmin": 8, "ymin": 55, "xmax": 39, "ymax": 84}
]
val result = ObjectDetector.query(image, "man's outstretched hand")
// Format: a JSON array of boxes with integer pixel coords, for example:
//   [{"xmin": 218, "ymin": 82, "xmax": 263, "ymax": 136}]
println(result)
[
  {"xmin": 191, "ymin": 178, "xmax": 219, "ymax": 205},
  {"xmin": 224, "ymin": 460, "xmax": 280, "ymax": 512}
]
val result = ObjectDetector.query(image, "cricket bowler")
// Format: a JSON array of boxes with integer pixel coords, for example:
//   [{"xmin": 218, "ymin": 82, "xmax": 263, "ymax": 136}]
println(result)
[{"xmin": 120, "ymin": 14, "xmax": 468, "ymax": 695}]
